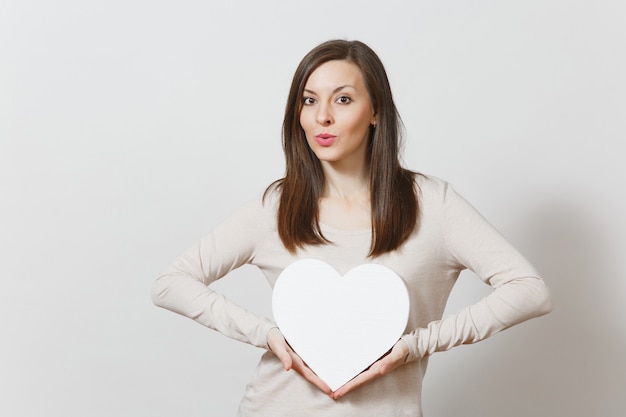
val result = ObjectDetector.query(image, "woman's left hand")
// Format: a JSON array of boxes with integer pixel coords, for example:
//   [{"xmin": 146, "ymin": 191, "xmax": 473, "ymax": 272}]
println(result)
[{"xmin": 331, "ymin": 339, "xmax": 409, "ymax": 400}]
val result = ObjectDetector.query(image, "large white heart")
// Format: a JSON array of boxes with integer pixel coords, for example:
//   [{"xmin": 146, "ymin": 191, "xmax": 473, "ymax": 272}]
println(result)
[{"xmin": 272, "ymin": 259, "xmax": 410, "ymax": 392}]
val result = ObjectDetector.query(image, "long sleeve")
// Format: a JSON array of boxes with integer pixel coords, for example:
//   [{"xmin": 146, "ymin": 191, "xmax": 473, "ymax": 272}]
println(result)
[
  {"xmin": 151, "ymin": 197, "xmax": 276, "ymax": 349},
  {"xmin": 402, "ymin": 183, "xmax": 552, "ymax": 361},
  {"xmin": 151, "ymin": 177, "xmax": 552, "ymax": 416}
]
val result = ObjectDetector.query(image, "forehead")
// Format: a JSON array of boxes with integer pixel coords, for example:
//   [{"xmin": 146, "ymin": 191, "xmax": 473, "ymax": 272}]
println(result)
[{"xmin": 304, "ymin": 60, "xmax": 366, "ymax": 90}]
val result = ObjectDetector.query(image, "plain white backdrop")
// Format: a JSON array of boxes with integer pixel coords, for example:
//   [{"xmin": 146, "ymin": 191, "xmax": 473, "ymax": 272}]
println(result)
[{"xmin": 2, "ymin": 1, "xmax": 625, "ymax": 416}]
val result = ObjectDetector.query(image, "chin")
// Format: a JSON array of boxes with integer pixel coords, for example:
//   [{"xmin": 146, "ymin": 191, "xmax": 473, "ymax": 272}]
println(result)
[{"xmin": 313, "ymin": 152, "xmax": 342, "ymax": 163}]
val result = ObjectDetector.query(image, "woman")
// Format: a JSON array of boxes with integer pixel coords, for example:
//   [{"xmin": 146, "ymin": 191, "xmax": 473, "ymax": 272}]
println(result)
[{"xmin": 152, "ymin": 39, "xmax": 552, "ymax": 416}]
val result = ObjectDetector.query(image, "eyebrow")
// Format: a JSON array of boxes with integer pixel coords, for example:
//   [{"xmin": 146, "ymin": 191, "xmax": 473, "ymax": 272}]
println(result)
[{"xmin": 303, "ymin": 85, "xmax": 357, "ymax": 95}]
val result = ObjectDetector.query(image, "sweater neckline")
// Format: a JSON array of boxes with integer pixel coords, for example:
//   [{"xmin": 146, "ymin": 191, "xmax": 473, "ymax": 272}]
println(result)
[{"xmin": 319, "ymin": 222, "xmax": 372, "ymax": 235}]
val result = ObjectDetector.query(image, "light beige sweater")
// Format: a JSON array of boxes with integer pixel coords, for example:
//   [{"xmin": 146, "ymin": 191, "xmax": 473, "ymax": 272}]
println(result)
[{"xmin": 152, "ymin": 175, "xmax": 552, "ymax": 417}]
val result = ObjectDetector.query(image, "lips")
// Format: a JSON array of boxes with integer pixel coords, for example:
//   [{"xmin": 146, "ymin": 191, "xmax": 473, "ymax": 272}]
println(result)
[{"xmin": 315, "ymin": 133, "xmax": 337, "ymax": 147}]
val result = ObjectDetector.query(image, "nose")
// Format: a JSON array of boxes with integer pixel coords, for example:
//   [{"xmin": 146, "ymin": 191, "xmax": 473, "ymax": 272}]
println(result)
[{"xmin": 316, "ymin": 103, "xmax": 333, "ymax": 126}]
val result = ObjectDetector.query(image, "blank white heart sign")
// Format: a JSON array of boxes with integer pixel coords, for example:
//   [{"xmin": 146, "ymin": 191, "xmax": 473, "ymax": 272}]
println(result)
[{"xmin": 272, "ymin": 259, "xmax": 410, "ymax": 392}]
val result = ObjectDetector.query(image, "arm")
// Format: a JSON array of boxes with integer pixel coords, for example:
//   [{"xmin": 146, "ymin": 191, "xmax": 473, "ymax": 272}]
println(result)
[
  {"xmin": 334, "ymin": 182, "xmax": 552, "ymax": 398},
  {"xmin": 151, "ymin": 198, "xmax": 276, "ymax": 348},
  {"xmin": 152, "ymin": 196, "xmax": 334, "ymax": 395},
  {"xmin": 401, "ymin": 183, "xmax": 552, "ymax": 361}
]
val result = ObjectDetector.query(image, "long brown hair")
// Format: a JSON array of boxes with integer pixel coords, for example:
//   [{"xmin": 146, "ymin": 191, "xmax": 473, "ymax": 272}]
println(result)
[{"xmin": 266, "ymin": 39, "xmax": 419, "ymax": 257}]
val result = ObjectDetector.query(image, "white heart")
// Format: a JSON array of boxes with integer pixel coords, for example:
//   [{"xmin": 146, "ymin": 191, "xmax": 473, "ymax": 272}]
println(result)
[{"xmin": 272, "ymin": 259, "xmax": 410, "ymax": 392}]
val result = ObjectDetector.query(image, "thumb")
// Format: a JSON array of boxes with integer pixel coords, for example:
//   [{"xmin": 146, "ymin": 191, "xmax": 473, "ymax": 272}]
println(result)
[
  {"xmin": 275, "ymin": 345, "xmax": 293, "ymax": 371},
  {"xmin": 379, "ymin": 340, "xmax": 409, "ymax": 373},
  {"xmin": 267, "ymin": 328, "xmax": 293, "ymax": 371}
]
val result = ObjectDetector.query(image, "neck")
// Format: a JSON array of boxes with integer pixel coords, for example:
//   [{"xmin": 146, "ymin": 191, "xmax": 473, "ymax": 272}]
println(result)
[{"xmin": 320, "ymin": 159, "xmax": 369, "ymax": 198}]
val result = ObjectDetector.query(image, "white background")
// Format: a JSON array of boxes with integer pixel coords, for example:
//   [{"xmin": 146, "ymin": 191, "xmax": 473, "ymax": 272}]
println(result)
[{"xmin": 2, "ymin": 1, "xmax": 625, "ymax": 416}]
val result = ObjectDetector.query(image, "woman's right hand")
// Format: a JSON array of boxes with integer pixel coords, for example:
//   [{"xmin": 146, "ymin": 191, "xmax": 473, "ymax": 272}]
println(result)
[{"xmin": 266, "ymin": 327, "xmax": 332, "ymax": 396}]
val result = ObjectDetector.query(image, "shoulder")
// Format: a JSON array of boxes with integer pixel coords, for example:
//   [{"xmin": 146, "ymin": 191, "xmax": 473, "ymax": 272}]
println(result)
[
  {"xmin": 215, "ymin": 187, "xmax": 279, "ymax": 236},
  {"xmin": 259, "ymin": 182, "xmax": 281, "ymax": 216},
  {"xmin": 414, "ymin": 173, "xmax": 454, "ymax": 205},
  {"xmin": 239, "ymin": 190, "xmax": 278, "ymax": 224},
  {"xmin": 413, "ymin": 173, "xmax": 479, "ymax": 222}
]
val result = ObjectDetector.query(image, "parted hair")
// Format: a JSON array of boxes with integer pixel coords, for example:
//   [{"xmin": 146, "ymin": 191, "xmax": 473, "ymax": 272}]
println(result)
[{"xmin": 265, "ymin": 39, "xmax": 419, "ymax": 257}]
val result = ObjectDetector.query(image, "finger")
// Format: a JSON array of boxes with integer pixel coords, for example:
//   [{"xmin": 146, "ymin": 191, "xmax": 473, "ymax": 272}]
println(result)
[
  {"xmin": 378, "ymin": 350, "xmax": 403, "ymax": 374},
  {"xmin": 289, "ymin": 353, "xmax": 332, "ymax": 395},
  {"xmin": 332, "ymin": 364, "xmax": 381, "ymax": 399},
  {"xmin": 272, "ymin": 341, "xmax": 293, "ymax": 371},
  {"xmin": 277, "ymin": 348, "xmax": 293, "ymax": 371},
  {"xmin": 333, "ymin": 340, "xmax": 410, "ymax": 399},
  {"xmin": 267, "ymin": 333, "xmax": 332, "ymax": 395},
  {"xmin": 333, "ymin": 351, "xmax": 404, "ymax": 399},
  {"xmin": 379, "ymin": 340, "xmax": 409, "ymax": 373},
  {"xmin": 266, "ymin": 330, "xmax": 293, "ymax": 371}
]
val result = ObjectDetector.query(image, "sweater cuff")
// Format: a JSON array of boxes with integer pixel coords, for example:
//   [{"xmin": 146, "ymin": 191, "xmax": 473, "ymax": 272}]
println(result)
[
  {"xmin": 257, "ymin": 320, "xmax": 278, "ymax": 350},
  {"xmin": 400, "ymin": 333, "xmax": 422, "ymax": 362}
]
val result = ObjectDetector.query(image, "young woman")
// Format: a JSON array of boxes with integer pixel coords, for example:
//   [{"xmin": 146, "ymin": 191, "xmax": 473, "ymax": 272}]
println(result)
[{"xmin": 152, "ymin": 39, "xmax": 552, "ymax": 417}]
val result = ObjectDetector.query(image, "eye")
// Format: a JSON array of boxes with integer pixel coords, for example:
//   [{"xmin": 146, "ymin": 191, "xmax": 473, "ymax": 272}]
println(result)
[
  {"xmin": 336, "ymin": 95, "xmax": 352, "ymax": 104},
  {"xmin": 303, "ymin": 96, "xmax": 316, "ymax": 105}
]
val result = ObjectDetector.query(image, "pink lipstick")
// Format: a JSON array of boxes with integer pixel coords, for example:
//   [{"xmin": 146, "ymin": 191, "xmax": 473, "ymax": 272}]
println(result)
[{"xmin": 315, "ymin": 133, "xmax": 337, "ymax": 147}]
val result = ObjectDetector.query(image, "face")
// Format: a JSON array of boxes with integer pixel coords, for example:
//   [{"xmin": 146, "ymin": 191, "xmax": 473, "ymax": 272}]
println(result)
[{"xmin": 299, "ymin": 60, "xmax": 376, "ymax": 167}]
